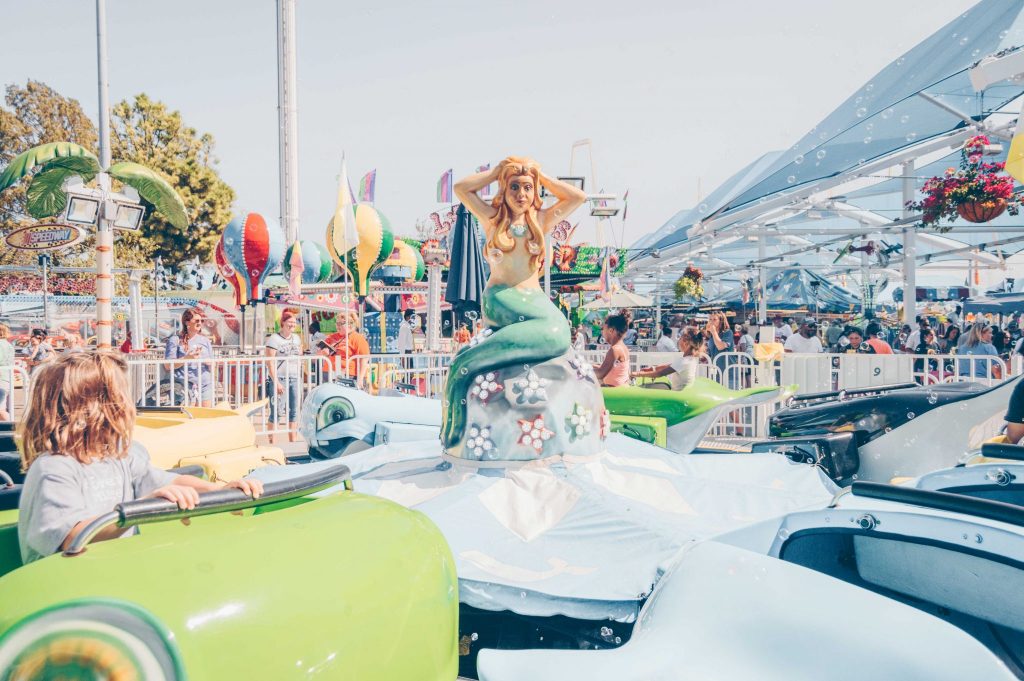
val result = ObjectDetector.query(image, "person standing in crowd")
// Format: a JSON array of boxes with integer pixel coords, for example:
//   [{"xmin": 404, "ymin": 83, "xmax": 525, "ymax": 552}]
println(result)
[
  {"xmin": 593, "ymin": 313, "xmax": 631, "ymax": 387},
  {"xmin": 0, "ymin": 324, "xmax": 13, "ymax": 422},
  {"xmin": 705, "ymin": 312, "xmax": 734, "ymax": 365},
  {"xmin": 914, "ymin": 327, "xmax": 941, "ymax": 378},
  {"xmin": 397, "ymin": 309, "xmax": 416, "ymax": 354},
  {"xmin": 576, "ymin": 324, "xmax": 592, "ymax": 349},
  {"xmin": 453, "ymin": 322, "xmax": 472, "ymax": 351},
  {"xmin": 570, "ymin": 325, "xmax": 587, "ymax": 353},
  {"xmin": 654, "ymin": 322, "xmax": 676, "ymax": 352},
  {"xmin": 784, "ymin": 317, "xmax": 823, "ymax": 353},
  {"xmin": 864, "ymin": 322, "xmax": 894, "ymax": 354},
  {"xmin": 824, "ymin": 320, "xmax": 844, "ymax": 348},
  {"xmin": 622, "ymin": 318, "xmax": 638, "ymax": 347},
  {"xmin": 164, "ymin": 309, "xmax": 214, "ymax": 407},
  {"xmin": 323, "ymin": 312, "xmax": 370, "ymax": 388},
  {"xmin": 265, "ymin": 310, "xmax": 303, "ymax": 443},
  {"xmin": 837, "ymin": 327, "xmax": 873, "ymax": 354},
  {"xmin": 772, "ymin": 316, "xmax": 792, "ymax": 342},
  {"xmin": 632, "ymin": 327, "xmax": 706, "ymax": 390},
  {"xmin": 737, "ymin": 324, "xmax": 756, "ymax": 356},
  {"xmin": 27, "ymin": 329, "xmax": 55, "ymax": 373},
  {"xmin": 948, "ymin": 304, "xmax": 962, "ymax": 328},
  {"xmin": 958, "ymin": 322, "xmax": 1001, "ymax": 380},
  {"xmin": 64, "ymin": 335, "xmax": 87, "ymax": 354},
  {"xmin": 905, "ymin": 317, "xmax": 927, "ymax": 352},
  {"xmin": 308, "ymin": 320, "xmax": 328, "ymax": 349},
  {"xmin": 940, "ymin": 325, "xmax": 961, "ymax": 353}
]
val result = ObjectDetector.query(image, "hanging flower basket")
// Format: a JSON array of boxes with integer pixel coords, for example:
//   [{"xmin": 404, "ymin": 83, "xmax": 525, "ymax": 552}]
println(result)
[
  {"xmin": 956, "ymin": 198, "xmax": 1007, "ymax": 223},
  {"xmin": 674, "ymin": 265, "xmax": 704, "ymax": 300},
  {"xmin": 905, "ymin": 135, "xmax": 1020, "ymax": 232}
]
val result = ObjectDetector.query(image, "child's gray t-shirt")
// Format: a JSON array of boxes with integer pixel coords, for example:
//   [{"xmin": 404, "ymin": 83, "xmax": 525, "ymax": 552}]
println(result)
[{"xmin": 18, "ymin": 443, "xmax": 177, "ymax": 564}]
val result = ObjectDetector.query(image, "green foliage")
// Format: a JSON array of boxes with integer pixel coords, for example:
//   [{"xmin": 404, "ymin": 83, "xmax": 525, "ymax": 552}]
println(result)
[
  {"xmin": 0, "ymin": 81, "xmax": 97, "ymax": 267},
  {"xmin": 0, "ymin": 141, "xmax": 97, "ymax": 192},
  {"xmin": 110, "ymin": 94, "xmax": 234, "ymax": 265},
  {"xmin": 0, "ymin": 82, "xmax": 235, "ymax": 269},
  {"xmin": 107, "ymin": 161, "xmax": 187, "ymax": 229},
  {"xmin": 26, "ymin": 155, "xmax": 101, "ymax": 218}
]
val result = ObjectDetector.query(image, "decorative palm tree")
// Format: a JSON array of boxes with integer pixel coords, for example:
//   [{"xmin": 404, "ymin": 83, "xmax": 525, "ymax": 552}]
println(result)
[{"xmin": 0, "ymin": 141, "xmax": 187, "ymax": 347}]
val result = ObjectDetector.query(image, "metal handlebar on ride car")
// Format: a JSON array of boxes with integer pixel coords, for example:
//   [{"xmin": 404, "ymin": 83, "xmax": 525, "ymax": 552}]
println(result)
[
  {"xmin": 980, "ymin": 443, "xmax": 1024, "ymax": 463},
  {"xmin": 62, "ymin": 463, "xmax": 353, "ymax": 556}
]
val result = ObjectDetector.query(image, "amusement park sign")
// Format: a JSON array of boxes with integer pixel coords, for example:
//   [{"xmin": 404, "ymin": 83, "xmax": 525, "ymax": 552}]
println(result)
[{"xmin": 4, "ymin": 223, "xmax": 86, "ymax": 251}]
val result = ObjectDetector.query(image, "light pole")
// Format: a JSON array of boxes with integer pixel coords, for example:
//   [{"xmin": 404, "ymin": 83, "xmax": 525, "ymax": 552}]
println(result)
[
  {"xmin": 95, "ymin": 0, "xmax": 114, "ymax": 348},
  {"xmin": 38, "ymin": 253, "xmax": 51, "ymax": 332}
]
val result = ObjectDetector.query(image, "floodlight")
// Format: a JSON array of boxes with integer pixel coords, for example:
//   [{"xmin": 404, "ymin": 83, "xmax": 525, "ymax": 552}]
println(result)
[
  {"xmin": 557, "ymin": 176, "xmax": 585, "ymax": 191},
  {"xmin": 112, "ymin": 203, "xmax": 145, "ymax": 230},
  {"xmin": 66, "ymin": 196, "xmax": 100, "ymax": 225}
]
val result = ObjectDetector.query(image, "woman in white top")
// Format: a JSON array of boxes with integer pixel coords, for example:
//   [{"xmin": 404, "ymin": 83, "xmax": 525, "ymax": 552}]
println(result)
[
  {"xmin": 0, "ymin": 323, "xmax": 13, "ymax": 421},
  {"xmin": 632, "ymin": 328, "xmax": 705, "ymax": 390},
  {"xmin": 265, "ymin": 310, "xmax": 303, "ymax": 443}
]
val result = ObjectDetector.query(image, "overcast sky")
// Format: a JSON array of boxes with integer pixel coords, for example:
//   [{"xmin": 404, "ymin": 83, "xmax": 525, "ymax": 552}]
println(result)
[{"xmin": 1, "ymin": 0, "xmax": 976, "ymax": 249}]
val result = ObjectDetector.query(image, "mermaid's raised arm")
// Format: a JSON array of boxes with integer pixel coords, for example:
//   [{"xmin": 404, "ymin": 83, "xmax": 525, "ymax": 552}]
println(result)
[
  {"xmin": 539, "ymin": 173, "xmax": 587, "ymax": 231},
  {"xmin": 455, "ymin": 167, "xmax": 500, "ymax": 225}
]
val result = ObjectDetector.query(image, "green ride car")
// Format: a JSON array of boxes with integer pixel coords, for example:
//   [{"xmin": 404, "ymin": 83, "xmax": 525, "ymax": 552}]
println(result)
[{"xmin": 0, "ymin": 463, "xmax": 459, "ymax": 680}]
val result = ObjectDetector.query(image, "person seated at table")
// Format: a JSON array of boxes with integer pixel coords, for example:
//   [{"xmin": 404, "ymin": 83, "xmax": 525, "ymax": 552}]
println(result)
[{"xmin": 632, "ymin": 328, "xmax": 705, "ymax": 390}]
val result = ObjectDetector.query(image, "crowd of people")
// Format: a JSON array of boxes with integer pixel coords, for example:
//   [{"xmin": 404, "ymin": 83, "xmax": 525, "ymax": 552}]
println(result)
[
  {"xmin": 0, "ymin": 273, "xmax": 95, "ymax": 295},
  {"xmin": 580, "ymin": 303, "xmax": 1024, "ymax": 392}
]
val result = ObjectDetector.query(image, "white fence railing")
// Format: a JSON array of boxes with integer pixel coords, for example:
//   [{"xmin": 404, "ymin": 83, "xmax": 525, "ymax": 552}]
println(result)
[{"xmin": 4, "ymin": 348, "xmax": 1021, "ymax": 443}]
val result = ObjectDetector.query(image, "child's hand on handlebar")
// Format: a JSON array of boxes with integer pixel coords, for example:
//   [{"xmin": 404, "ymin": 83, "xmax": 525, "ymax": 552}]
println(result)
[
  {"xmin": 224, "ymin": 478, "xmax": 263, "ymax": 498},
  {"xmin": 147, "ymin": 484, "xmax": 201, "ymax": 510}
]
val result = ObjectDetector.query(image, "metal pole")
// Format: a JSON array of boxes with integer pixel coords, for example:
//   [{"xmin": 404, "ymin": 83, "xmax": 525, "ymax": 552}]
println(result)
[
  {"xmin": 901, "ymin": 160, "xmax": 916, "ymax": 326},
  {"xmin": 95, "ymin": 0, "xmax": 114, "ymax": 349},
  {"xmin": 276, "ymin": 0, "xmax": 300, "ymax": 244},
  {"xmin": 757, "ymin": 233, "xmax": 768, "ymax": 323},
  {"xmin": 426, "ymin": 263, "xmax": 442, "ymax": 351},
  {"xmin": 654, "ymin": 267, "xmax": 662, "ymax": 330},
  {"xmin": 128, "ymin": 271, "xmax": 143, "ymax": 351},
  {"xmin": 40, "ymin": 254, "xmax": 50, "ymax": 332},
  {"xmin": 153, "ymin": 258, "xmax": 160, "ymax": 343}
]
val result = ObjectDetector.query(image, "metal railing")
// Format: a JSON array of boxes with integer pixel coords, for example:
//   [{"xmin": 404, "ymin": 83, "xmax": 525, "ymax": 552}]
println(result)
[
  {"xmin": 5, "ymin": 347, "xmax": 1022, "ymax": 444},
  {"xmin": 125, "ymin": 355, "xmax": 333, "ymax": 438}
]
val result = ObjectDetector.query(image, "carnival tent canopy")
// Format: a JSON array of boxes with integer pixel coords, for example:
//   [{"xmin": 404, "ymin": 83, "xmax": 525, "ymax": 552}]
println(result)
[
  {"xmin": 628, "ymin": 0, "xmax": 1024, "ymax": 296},
  {"xmin": 702, "ymin": 268, "xmax": 861, "ymax": 315},
  {"xmin": 963, "ymin": 292, "xmax": 1024, "ymax": 315},
  {"xmin": 583, "ymin": 290, "xmax": 654, "ymax": 310}
]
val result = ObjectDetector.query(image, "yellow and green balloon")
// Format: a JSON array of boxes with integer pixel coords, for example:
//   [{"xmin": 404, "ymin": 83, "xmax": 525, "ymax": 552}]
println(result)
[{"xmin": 326, "ymin": 203, "xmax": 394, "ymax": 297}]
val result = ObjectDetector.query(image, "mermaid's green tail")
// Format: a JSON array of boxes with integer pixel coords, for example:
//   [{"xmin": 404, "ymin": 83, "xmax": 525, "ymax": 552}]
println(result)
[{"xmin": 441, "ymin": 286, "xmax": 569, "ymax": 448}]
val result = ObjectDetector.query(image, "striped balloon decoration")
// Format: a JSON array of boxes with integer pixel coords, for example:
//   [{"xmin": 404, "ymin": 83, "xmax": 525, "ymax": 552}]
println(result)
[
  {"xmin": 284, "ymin": 240, "xmax": 335, "ymax": 285},
  {"xmin": 222, "ymin": 211, "xmax": 286, "ymax": 302},
  {"xmin": 215, "ymin": 236, "xmax": 248, "ymax": 307}
]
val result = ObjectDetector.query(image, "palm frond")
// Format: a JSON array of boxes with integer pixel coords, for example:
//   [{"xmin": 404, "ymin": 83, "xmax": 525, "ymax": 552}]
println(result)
[
  {"xmin": 107, "ymin": 161, "xmax": 188, "ymax": 230},
  {"xmin": 26, "ymin": 156, "xmax": 101, "ymax": 218},
  {"xmin": 0, "ymin": 142, "xmax": 99, "ymax": 192}
]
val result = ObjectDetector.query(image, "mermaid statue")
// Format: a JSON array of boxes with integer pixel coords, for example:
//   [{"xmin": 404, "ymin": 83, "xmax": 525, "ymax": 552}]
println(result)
[{"xmin": 442, "ymin": 157, "xmax": 605, "ymax": 459}]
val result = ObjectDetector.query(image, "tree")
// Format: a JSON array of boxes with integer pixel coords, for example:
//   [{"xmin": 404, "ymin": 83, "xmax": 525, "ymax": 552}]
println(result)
[
  {"xmin": 0, "ymin": 81, "xmax": 234, "ymax": 269},
  {"xmin": 110, "ymin": 94, "xmax": 234, "ymax": 265},
  {"xmin": 0, "ymin": 81, "xmax": 97, "ymax": 267}
]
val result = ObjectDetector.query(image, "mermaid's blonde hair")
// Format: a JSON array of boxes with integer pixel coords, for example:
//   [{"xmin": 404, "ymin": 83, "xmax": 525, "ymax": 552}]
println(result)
[{"xmin": 486, "ymin": 156, "xmax": 545, "ymax": 271}]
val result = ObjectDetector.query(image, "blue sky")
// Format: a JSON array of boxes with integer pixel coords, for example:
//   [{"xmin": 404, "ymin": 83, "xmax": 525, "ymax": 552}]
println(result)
[{"xmin": 1, "ymin": 0, "xmax": 975, "ymax": 249}]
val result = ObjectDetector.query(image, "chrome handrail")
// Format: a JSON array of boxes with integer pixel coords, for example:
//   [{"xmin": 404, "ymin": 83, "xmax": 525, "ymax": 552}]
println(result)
[{"xmin": 63, "ymin": 463, "xmax": 352, "ymax": 556}]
